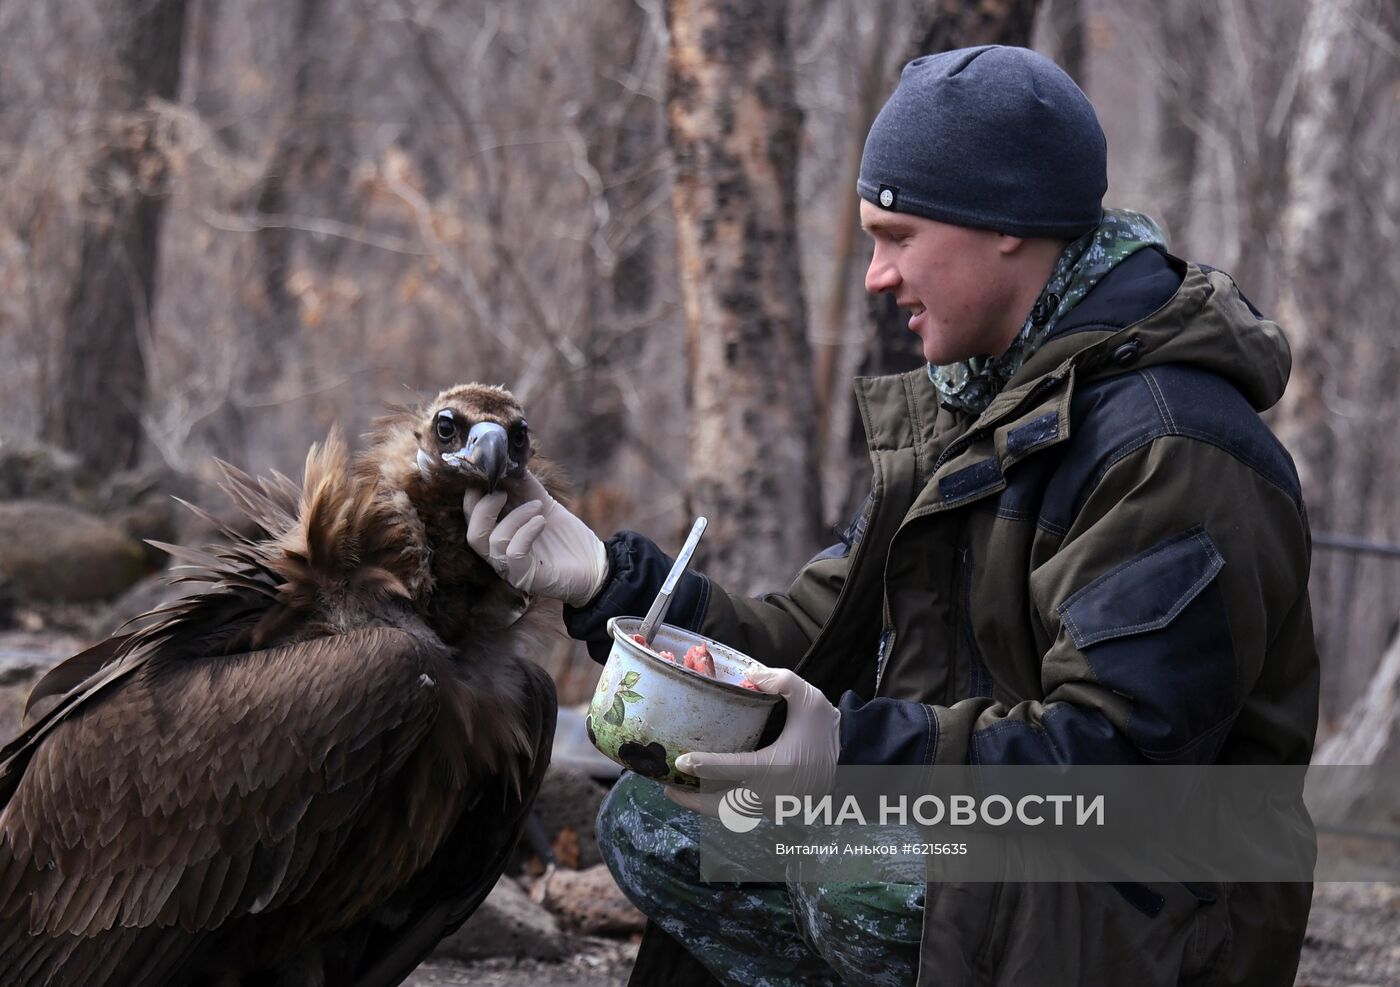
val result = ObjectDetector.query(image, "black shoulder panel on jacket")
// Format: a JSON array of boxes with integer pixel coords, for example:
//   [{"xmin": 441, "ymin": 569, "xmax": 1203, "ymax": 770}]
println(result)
[{"xmin": 1039, "ymin": 366, "xmax": 1304, "ymax": 535}]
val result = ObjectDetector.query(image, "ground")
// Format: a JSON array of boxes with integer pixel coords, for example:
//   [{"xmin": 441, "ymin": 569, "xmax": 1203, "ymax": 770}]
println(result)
[
  {"xmin": 406, "ymin": 937, "xmax": 639, "ymax": 986},
  {"xmin": 408, "ymin": 881, "xmax": 1400, "ymax": 985},
  {"xmin": 1295, "ymin": 882, "xmax": 1400, "ymax": 987}
]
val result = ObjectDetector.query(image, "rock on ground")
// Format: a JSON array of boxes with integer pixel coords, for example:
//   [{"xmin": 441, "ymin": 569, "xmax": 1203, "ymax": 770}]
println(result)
[
  {"xmin": 0, "ymin": 441, "xmax": 85, "ymax": 503},
  {"xmin": 0, "ymin": 501, "xmax": 149, "ymax": 602},
  {"xmin": 432, "ymin": 877, "xmax": 570, "ymax": 963},
  {"xmin": 526, "ymin": 763, "xmax": 611, "ymax": 870},
  {"xmin": 529, "ymin": 863, "xmax": 645, "ymax": 937}
]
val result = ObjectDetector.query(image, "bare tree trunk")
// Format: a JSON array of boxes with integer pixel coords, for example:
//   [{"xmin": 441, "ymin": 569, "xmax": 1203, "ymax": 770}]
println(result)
[
  {"xmin": 667, "ymin": 0, "xmax": 820, "ymax": 593},
  {"xmin": 1041, "ymin": 0, "xmax": 1087, "ymax": 89},
  {"xmin": 248, "ymin": 0, "xmax": 327, "ymax": 377},
  {"xmin": 1152, "ymin": 0, "xmax": 1214, "ymax": 248},
  {"xmin": 1274, "ymin": 0, "xmax": 1400, "ymax": 726},
  {"xmin": 813, "ymin": 2, "xmax": 894, "ymax": 484},
  {"xmin": 909, "ymin": 0, "xmax": 1041, "ymax": 62},
  {"xmin": 1215, "ymin": 0, "xmax": 1307, "ymax": 305},
  {"xmin": 192, "ymin": 0, "xmax": 329, "ymax": 465},
  {"xmin": 46, "ymin": 0, "xmax": 189, "ymax": 474},
  {"xmin": 570, "ymin": 0, "xmax": 668, "ymax": 513}
]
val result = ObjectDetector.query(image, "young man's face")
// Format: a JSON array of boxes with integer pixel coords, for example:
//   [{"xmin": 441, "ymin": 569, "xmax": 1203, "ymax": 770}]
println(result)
[{"xmin": 860, "ymin": 200, "xmax": 1021, "ymax": 366}]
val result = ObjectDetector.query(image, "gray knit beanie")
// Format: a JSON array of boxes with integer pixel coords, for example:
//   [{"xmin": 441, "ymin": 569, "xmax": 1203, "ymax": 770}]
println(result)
[{"xmin": 858, "ymin": 46, "xmax": 1106, "ymax": 238}]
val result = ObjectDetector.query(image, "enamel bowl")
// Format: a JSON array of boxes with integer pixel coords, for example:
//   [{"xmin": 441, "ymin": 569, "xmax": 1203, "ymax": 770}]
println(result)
[{"xmin": 585, "ymin": 616, "xmax": 781, "ymax": 787}]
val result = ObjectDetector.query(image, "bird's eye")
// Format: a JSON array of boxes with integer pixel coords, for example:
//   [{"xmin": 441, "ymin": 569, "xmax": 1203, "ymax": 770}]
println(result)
[
  {"xmin": 434, "ymin": 411, "xmax": 457, "ymax": 443},
  {"xmin": 510, "ymin": 422, "xmax": 528, "ymax": 451}
]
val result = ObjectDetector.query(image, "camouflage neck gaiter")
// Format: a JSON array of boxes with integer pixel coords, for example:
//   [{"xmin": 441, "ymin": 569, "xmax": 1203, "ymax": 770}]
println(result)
[{"xmin": 929, "ymin": 208, "xmax": 1167, "ymax": 416}]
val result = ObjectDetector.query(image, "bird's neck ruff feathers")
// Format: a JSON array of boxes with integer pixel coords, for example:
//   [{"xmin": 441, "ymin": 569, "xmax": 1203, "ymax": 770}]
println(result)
[
  {"xmin": 260, "ymin": 429, "xmax": 436, "ymax": 609},
  {"xmin": 138, "ymin": 429, "xmax": 438, "ymax": 656},
  {"xmin": 286, "ymin": 429, "xmax": 430, "ymax": 602}
]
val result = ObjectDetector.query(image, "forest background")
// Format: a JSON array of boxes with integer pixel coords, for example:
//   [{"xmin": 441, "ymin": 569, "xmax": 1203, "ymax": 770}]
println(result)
[{"xmin": 0, "ymin": 0, "xmax": 1397, "ymax": 758}]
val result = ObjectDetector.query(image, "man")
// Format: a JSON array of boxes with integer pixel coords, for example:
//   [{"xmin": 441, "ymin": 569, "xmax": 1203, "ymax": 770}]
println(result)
[{"xmin": 464, "ymin": 46, "xmax": 1318, "ymax": 987}]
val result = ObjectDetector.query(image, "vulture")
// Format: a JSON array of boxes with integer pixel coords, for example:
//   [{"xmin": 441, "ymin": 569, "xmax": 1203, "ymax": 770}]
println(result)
[{"xmin": 0, "ymin": 384, "xmax": 560, "ymax": 986}]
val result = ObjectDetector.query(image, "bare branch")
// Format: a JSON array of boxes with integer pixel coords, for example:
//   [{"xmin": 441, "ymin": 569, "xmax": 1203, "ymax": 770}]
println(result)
[{"xmin": 196, "ymin": 208, "xmax": 431, "ymax": 256}]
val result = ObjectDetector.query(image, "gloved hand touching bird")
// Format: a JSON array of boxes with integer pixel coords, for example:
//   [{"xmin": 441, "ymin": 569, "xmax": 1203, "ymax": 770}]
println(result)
[{"xmin": 463, "ymin": 470, "xmax": 609, "ymax": 606}]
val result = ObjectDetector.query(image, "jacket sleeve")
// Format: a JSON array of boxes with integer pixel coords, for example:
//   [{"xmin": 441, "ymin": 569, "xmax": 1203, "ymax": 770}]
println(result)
[
  {"xmin": 838, "ymin": 435, "xmax": 1311, "ymax": 766},
  {"xmin": 561, "ymin": 531, "xmax": 713, "ymax": 663},
  {"xmin": 563, "ymin": 501, "xmax": 871, "ymax": 668}
]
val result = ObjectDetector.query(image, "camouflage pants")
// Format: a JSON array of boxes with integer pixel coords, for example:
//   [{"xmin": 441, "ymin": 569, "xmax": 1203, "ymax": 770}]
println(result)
[{"xmin": 597, "ymin": 773, "xmax": 924, "ymax": 987}]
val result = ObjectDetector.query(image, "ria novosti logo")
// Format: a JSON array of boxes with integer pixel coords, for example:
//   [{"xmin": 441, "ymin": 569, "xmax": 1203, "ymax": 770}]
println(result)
[
  {"xmin": 718, "ymin": 788, "xmax": 765, "ymax": 833},
  {"xmin": 717, "ymin": 788, "xmax": 1107, "ymax": 833}
]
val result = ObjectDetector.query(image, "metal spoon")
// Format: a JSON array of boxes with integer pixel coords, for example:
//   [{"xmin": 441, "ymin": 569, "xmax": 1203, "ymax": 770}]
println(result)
[{"xmin": 636, "ymin": 516, "xmax": 708, "ymax": 646}]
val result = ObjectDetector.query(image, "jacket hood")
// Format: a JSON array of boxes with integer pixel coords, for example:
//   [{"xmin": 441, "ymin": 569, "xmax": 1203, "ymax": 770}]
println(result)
[{"xmin": 1011, "ymin": 247, "xmax": 1291, "ymax": 413}]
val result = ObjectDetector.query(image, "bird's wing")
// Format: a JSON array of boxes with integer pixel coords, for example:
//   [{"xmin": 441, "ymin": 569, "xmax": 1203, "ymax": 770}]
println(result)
[
  {"xmin": 0, "ymin": 624, "xmax": 452, "ymax": 987},
  {"xmin": 348, "ymin": 656, "xmax": 557, "ymax": 987},
  {"xmin": 19, "ymin": 634, "xmax": 132, "ymax": 724}
]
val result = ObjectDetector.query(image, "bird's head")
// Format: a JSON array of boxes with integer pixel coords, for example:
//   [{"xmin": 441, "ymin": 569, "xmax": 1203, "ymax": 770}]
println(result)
[
  {"xmin": 356, "ymin": 382, "xmax": 563, "ymax": 631},
  {"xmin": 410, "ymin": 384, "xmax": 532, "ymax": 496}
]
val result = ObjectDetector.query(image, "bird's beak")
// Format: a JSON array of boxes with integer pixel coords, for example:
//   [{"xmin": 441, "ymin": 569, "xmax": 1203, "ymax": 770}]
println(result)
[{"xmin": 441, "ymin": 422, "xmax": 509, "ymax": 492}]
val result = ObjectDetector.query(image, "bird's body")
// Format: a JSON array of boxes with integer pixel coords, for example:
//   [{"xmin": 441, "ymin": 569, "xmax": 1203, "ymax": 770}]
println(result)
[{"xmin": 0, "ymin": 384, "xmax": 559, "ymax": 986}]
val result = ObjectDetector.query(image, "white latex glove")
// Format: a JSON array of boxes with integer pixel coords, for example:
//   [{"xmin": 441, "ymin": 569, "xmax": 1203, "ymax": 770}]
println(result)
[
  {"xmin": 462, "ymin": 470, "xmax": 609, "ymax": 606},
  {"xmin": 666, "ymin": 665, "xmax": 840, "ymax": 818}
]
